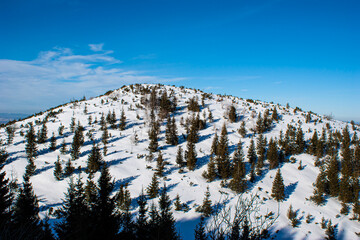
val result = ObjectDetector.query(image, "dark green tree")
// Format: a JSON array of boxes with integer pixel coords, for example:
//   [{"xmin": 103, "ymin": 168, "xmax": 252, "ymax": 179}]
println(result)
[
  {"xmin": 229, "ymin": 142, "xmax": 247, "ymax": 193},
  {"xmin": 247, "ymin": 139, "xmax": 257, "ymax": 170},
  {"xmin": 202, "ymin": 156, "xmax": 217, "ymax": 182},
  {"xmin": 135, "ymin": 189, "xmax": 149, "ymax": 240},
  {"xmin": 25, "ymin": 123, "xmax": 37, "ymax": 176},
  {"xmin": 49, "ymin": 132, "xmax": 57, "ymax": 151},
  {"xmin": 210, "ymin": 132, "xmax": 218, "ymax": 156},
  {"xmin": 37, "ymin": 121, "xmax": 48, "ymax": 144},
  {"xmin": 271, "ymin": 169, "xmax": 285, "ymax": 202},
  {"xmin": 267, "ymin": 138, "xmax": 279, "ymax": 169},
  {"xmin": 176, "ymin": 146, "xmax": 185, "ymax": 168},
  {"xmin": 327, "ymin": 156, "xmax": 340, "ymax": 197},
  {"xmin": 86, "ymin": 143, "xmax": 103, "ymax": 174},
  {"xmin": 64, "ymin": 159, "xmax": 75, "ymax": 177},
  {"xmin": 228, "ymin": 105, "xmax": 237, "ymax": 123},
  {"xmin": 238, "ymin": 121, "xmax": 247, "ymax": 138},
  {"xmin": 147, "ymin": 173, "xmax": 159, "ymax": 199},
  {"xmin": 295, "ymin": 127, "xmax": 305, "ymax": 154},
  {"xmin": 70, "ymin": 124, "xmax": 84, "ymax": 160},
  {"xmin": 216, "ymin": 124, "xmax": 231, "ymax": 179},
  {"xmin": 186, "ymin": 141, "xmax": 197, "ymax": 171},
  {"xmin": 165, "ymin": 115, "xmax": 178, "ymax": 145},
  {"xmin": 0, "ymin": 148, "xmax": 13, "ymax": 230},
  {"xmin": 198, "ymin": 187, "xmax": 212, "ymax": 217},
  {"xmin": 156, "ymin": 151, "xmax": 165, "ymax": 177},
  {"xmin": 119, "ymin": 109, "xmax": 126, "ymax": 131},
  {"xmin": 256, "ymin": 134, "xmax": 267, "ymax": 175},
  {"xmin": 54, "ymin": 156, "xmax": 63, "ymax": 181},
  {"xmin": 102, "ymin": 123, "xmax": 109, "ymax": 156}
]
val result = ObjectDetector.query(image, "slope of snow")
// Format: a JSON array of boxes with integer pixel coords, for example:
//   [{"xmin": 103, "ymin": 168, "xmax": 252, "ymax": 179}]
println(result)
[{"xmin": 1, "ymin": 84, "xmax": 359, "ymax": 239}]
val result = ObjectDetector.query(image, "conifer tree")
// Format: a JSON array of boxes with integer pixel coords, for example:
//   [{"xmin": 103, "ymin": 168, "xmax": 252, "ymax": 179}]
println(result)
[
  {"xmin": 93, "ymin": 163, "xmax": 119, "ymax": 239},
  {"xmin": 228, "ymin": 105, "xmax": 237, "ymax": 123},
  {"xmin": 327, "ymin": 156, "xmax": 340, "ymax": 197},
  {"xmin": 324, "ymin": 220, "xmax": 336, "ymax": 240},
  {"xmin": 135, "ymin": 189, "xmax": 149, "ymax": 240},
  {"xmin": 188, "ymin": 97, "xmax": 200, "ymax": 112},
  {"xmin": 102, "ymin": 123, "xmax": 109, "ymax": 156},
  {"xmin": 238, "ymin": 121, "xmax": 247, "ymax": 138},
  {"xmin": 119, "ymin": 109, "xmax": 126, "ymax": 131},
  {"xmin": 308, "ymin": 130, "xmax": 318, "ymax": 155},
  {"xmin": 339, "ymin": 134, "xmax": 353, "ymax": 203},
  {"xmin": 310, "ymin": 166, "xmax": 327, "ymax": 205},
  {"xmin": 56, "ymin": 177, "xmax": 92, "ymax": 239},
  {"xmin": 198, "ymin": 187, "xmax": 212, "ymax": 217},
  {"xmin": 256, "ymin": 134, "xmax": 267, "ymax": 175},
  {"xmin": 187, "ymin": 115, "xmax": 199, "ymax": 144},
  {"xmin": 12, "ymin": 175, "xmax": 43, "ymax": 238},
  {"xmin": 147, "ymin": 173, "xmax": 159, "ymax": 199},
  {"xmin": 295, "ymin": 127, "xmax": 305, "ymax": 154},
  {"xmin": 216, "ymin": 124, "xmax": 231, "ymax": 179},
  {"xmin": 210, "ymin": 132, "xmax": 218, "ymax": 156},
  {"xmin": 5, "ymin": 125, "xmax": 15, "ymax": 145},
  {"xmin": 70, "ymin": 124, "xmax": 84, "ymax": 160},
  {"xmin": 267, "ymin": 138, "xmax": 279, "ymax": 169},
  {"xmin": 54, "ymin": 156, "xmax": 63, "ymax": 181},
  {"xmin": 247, "ymin": 139, "xmax": 257, "ymax": 170},
  {"xmin": 174, "ymin": 194, "xmax": 182, "ymax": 211},
  {"xmin": 64, "ymin": 159, "xmax": 75, "ymax": 177},
  {"xmin": 229, "ymin": 141, "xmax": 247, "ymax": 193},
  {"xmin": 84, "ymin": 174, "xmax": 97, "ymax": 207},
  {"xmin": 37, "ymin": 121, "xmax": 48, "ymax": 143},
  {"xmin": 115, "ymin": 184, "xmax": 131, "ymax": 212},
  {"xmin": 271, "ymin": 169, "xmax": 285, "ymax": 202},
  {"xmin": 60, "ymin": 139, "xmax": 67, "ymax": 154},
  {"xmin": 186, "ymin": 141, "xmax": 197, "ymax": 171},
  {"xmin": 176, "ymin": 146, "xmax": 185, "ymax": 168},
  {"xmin": 272, "ymin": 106, "xmax": 279, "ymax": 121},
  {"xmin": 165, "ymin": 115, "xmax": 178, "ymax": 146},
  {"xmin": 86, "ymin": 143, "xmax": 103, "ymax": 174},
  {"xmin": 158, "ymin": 184, "xmax": 180, "ymax": 240},
  {"xmin": 156, "ymin": 151, "xmax": 165, "ymax": 177},
  {"xmin": 49, "ymin": 132, "xmax": 57, "ymax": 151},
  {"xmin": 0, "ymin": 148, "xmax": 12, "ymax": 229},
  {"xmin": 25, "ymin": 123, "xmax": 37, "ymax": 176},
  {"xmin": 256, "ymin": 113, "xmax": 264, "ymax": 134},
  {"xmin": 148, "ymin": 113, "xmax": 159, "ymax": 153},
  {"xmin": 70, "ymin": 117, "xmax": 76, "ymax": 133},
  {"xmin": 202, "ymin": 156, "xmax": 217, "ymax": 182}
]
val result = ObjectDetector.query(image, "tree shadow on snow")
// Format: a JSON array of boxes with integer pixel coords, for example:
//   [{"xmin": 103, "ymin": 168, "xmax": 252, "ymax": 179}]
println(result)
[{"xmin": 284, "ymin": 181, "xmax": 298, "ymax": 200}]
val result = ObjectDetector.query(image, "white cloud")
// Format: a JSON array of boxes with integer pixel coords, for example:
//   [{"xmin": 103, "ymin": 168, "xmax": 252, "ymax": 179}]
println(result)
[
  {"xmin": 0, "ymin": 46, "xmax": 184, "ymax": 113},
  {"xmin": 89, "ymin": 43, "xmax": 104, "ymax": 52}
]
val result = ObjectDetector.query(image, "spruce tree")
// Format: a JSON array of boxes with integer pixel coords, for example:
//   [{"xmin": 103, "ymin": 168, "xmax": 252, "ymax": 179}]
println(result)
[
  {"xmin": 228, "ymin": 105, "xmax": 237, "ymax": 123},
  {"xmin": 174, "ymin": 194, "xmax": 182, "ymax": 211},
  {"xmin": 158, "ymin": 184, "xmax": 179, "ymax": 240},
  {"xmin": 176, "ymin": 146, "xmax": 185, "ymax": 168},
  {"xmin": 25, "ymin": 123, "xmax": 37, "ymax": 176},
  {"xmin": 60, "ymin": 139, "xmax": 67, "ymax": 154},
  {"xmin": 202, "ymin": 156, "xmax": 217, "ymax": 182},
  {"xmin": 64, "ymin": 159, "xmax": 75, "ymax": 177},
  {"xmin": 156, "ymin": 151, "xmax": 165, "ymax": 177},
  {"xmin": 148, "ymin": 114, "xmax": 159, "ymax": 153},
  {"xmin": 84, "ymin": 174, "xmax": 97, "ymax": 207},
  {"xmin": 238, "ymin": 121, "xmax": 247, "ymax": 138},
  {"xmin": 70, "ymin": 117, "xmax": 76, "ymax": 133},
  {"xmin": 70, "ymin": 124, "xmax": 84, "ymax": 160},
  {"xmin": 119, "ymin": 109, "xmax": 126, "ymax": 131},
  {"xmin": 216, "ymin": 124, "xmax": 231, "ymax": 179},
  {"xmin": 271, "ymin": 169, "xmax": 285, "ymax": 202},
  {"xmin": 187, "ymin": 115, "xmax": 199, "ymax": 144},
  {"xmin": 115, "ymin": 184, "xmax": 131, "ymax": 212},
  {"xmin": 310, "ymin": 166, "xmax": 327, "ymax": 205},
  {"xmin": 12, "ymin": 175, "xmax": 43, "ymax": 238},
  {"xmin": 38, "ymin": 121, "xmax": 48, "ymax": 144},
  {"xmin": 86, "ymin": 143, "xmax": 103, "ymax": 174},
  {"xmin": 272, "ymin": 106, "xmax": 279, "ymax": 121},
  {"xmin": 229, "ymin": 142, "xmax": 247, "ymax": 193},
  {"xmin": 247, "ymin": 139, "xmax": 257, "ymax": 170},
  {"xmin": 339, "ymin": 135, "xmax": 353, "ymax": 203},
  {"xmin": 165, "ymin": 115, "xmax": 178, "ymax": 145},
  {"xmin": 93, "ymin": 163, "xmax": 119, "ymax": 239},
  {"xmin": 186, "ymin": 141, "xmax": 197, "ymax": 171},
  {"xmin": 210, "ymin": 132, "xmax": 218, "ymax": 156},
  {"xmin": 54, "ymin": 156, "xmax": 63, "ymax": 181},
  {"xmin": 267, "ymin": 138, "xmax": 279, "ymax": 169},
  {"xmin": 256, "ymin": 134, "xmax": 266, "ymax": 175},
  {"xmin": 199, "ymin": 187, "xmax": 212, "ymax": 217},
  {"xmin": 5, "ymin": 125, "xmax": 15, "ymax": 145},
  {"xmin": 324, "ymin": 220, "xmax": 336, "ymax": 240},
  {"xmin": 102, "ymin": 123, "xmax": 109, "ymax": 156},
  {"xmin": 147, "ymin": 173, "xmax": 159, "ymax": 199},
  {"xmin": 0, "ymin": 148, "xmax": 12, "ymax": 229},
  {"xmin": 49, "ymin": 132, "xmax": 57, "ymax": 151},
  {"xmin": 327, "ymin": 156, "xmax": 340, "ymax": 197},
  {"xmin": 295, "ymin": 127, "xmax": 305, "ymax": 154},
  {"xmin": 135, "ymin": 189, "xmax": 149, "ymax": 240},
  {"xmin": 308, "ymin": 130, "xmax": 318, "ymax": 155}
]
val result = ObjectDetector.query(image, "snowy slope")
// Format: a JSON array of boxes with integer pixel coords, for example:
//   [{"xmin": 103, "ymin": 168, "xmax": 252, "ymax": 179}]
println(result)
[{"xmin": 1, "ymin": 84, "xmax": 359, "ymax": 240}]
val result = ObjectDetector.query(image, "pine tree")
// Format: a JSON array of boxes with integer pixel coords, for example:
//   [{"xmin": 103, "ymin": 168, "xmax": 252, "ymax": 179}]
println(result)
[
  {"xmin": 325, "ymin": 220, "xmax": 336, "ymax": 240},
  {"xmin": 25, "ymin": 123, "xmax": 37, "ymax": 176},
  {"xmin": 238, "ymin": 121, "xmax": 247, "ymax": 138},
  {"xmin": 55, "ymin": 177, "xmax": 92, "ymax": 239},
  {"xmin": 256, "ymin": 134, "xmax": 266, "ymax": 175},
  {"xmin": 60, "ymin": 139, "xmax": 67, "ymax": 154},
  {"xmin": 198, "ymin": 187, "xmax": 212, "ymax": 217},
  {"xmin": 5, "ymin": 125, "xmax": 15, "ymax": 145},
  {"xmin": 70, "ymin": 117, "xmax": 76, "ymax": 133},
  {"xmin": 295, "ymin": 127, "xmax": 305, "ymax": 154},
  {"xmin": 310, "ymin": 166, "xmax": 327, "ymax": 205},
  {"xmin": 86, "ymin": 143, "xmax": 103, "ymax": 174},
  {"xmin": 54, "ymin": 156, "xmax": 63, "ymax": 181},
  {"xmin": 202, "ymin": 156, "xmax": 217, "ymax": 182},
  {"xmin": 70, "ymin": 124, "xmax": 84, "ymax": 160},
  {"xmin": 267, "ymin": 138, "xmax": 279, "ymax": 169},
  {"xmin": 308, "ymin": 130, "xmax": 318, "ymax": 155},
  {"xmin": 272, "ymin": 106, "xmax": 279, "ymax": 121},
  {"xmin": 93, "ymin": 163, "xmax": 119, "ymax": 239},
  {"xmin": 327, "ymin": 156, "xmax": 340, "ymax": 197},
  {"xmin": 156, "ymin": 151, "xmax": 165, "ymax": 177},
  {"xmin": 115, "ymin": 184, "xmax": 131, "ymax": 212},
  {"xmin": 186, "ymin": 141, "xmax": 197, "ymax": 171},
  {"xmin": 256, "ymin": 113, "xmax": 264, "ymax": 134},
  {"xmin": 102, "ymin": 123, "xmax": 109, "ymax": 156},
  {"xmin": 12, "ymin": 175, "xmax": 43, "ymax": 238},
  {"xmin": 247, "ymin": 139, "xmax": 257, "ymax": 170},
  {"xmin": 210, "ymin": 132, "xmax": 218, "ymax": 156},
  {"xmin": 148, "ymin": 114, "xmax": 159, "ymax": 153},
  {"xmin": 339, "ymin": 136, "xmax": 353, "ymax": 203},
  {"xmin": 147, "ymin": 173, "xmax": 159, "ymax": 199},
  {"xmin": 64, "ymin": 159, "xmax": 75, "ymax": 177},
  {"xmin": 119, "ymin": 109, "xmax": 126, "ymax": 130},
  {"xmin": 158, "ymin": 184, "xmax": 180, "ymax": 240},
  {"xmin": 49, "ymin": 132, "xmax": 57, "ymax": 151},
  {"xmin": 187, "ymin": 115, "xmax": 199, "ymax": 144},
  {"xmin": 228, "ymin": 105, "xmax": 237, "ymax": 123},
  {"xmin": 176, "ymin": 146, "xmax": 185, "ymax": 168},
  {"xmin": 165, "ymin": 115, "xmax": 178, "ymax": 146},
  {"xmin": 84, "ymin": 174, "xmax": 97, "ymax": 207},
  {"xmin": 229, "ymin": 142, "xmax": 247, "ymax": 193},
  {"xmin": 0, "ymin": 148, "xmax": 13, "ymax": 229},
  {"xmin": 271, "ymin": 169, "xmax": 285, "ymax": 202},
  {"xmin": 37, "ymin": 121, "xmax": 48, "ymax": 143},
  {"xmin": 188, "ymin": 97, "xmax": 200, "ymax": 112},
  {"xmin": 135, "ymin": 189, "xmax": 149, "ymax": 240},
  {"xmin": 174, "ymin": 194, "xmax": 182, "ymax": 211},
  {"xmin": 216, "ymin": 124, "xmax": 231, "ymax": 179}
]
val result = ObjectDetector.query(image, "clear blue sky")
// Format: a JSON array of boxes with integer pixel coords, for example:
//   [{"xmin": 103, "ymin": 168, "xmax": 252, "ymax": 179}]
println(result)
[{"xmin": 0, "ymin": 0, "xmax": 359, "ymax": 122}]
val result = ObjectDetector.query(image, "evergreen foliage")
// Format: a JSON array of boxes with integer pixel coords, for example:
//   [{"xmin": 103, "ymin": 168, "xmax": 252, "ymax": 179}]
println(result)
[
  {"xmin": 101, "ymin": 123, "xmax": 109, "ymax": 156},
  {"xmin": 37, "ymin": 121, "xmax": 48, "ymax": 144},
  {"xmin": 216, "ymin": 124, "xmax": 231, "ymax": 179},
  {"xmin": 186, "ymin": 141, "xmax": 197, "ymax": 171},
  {"xmin": 0, "ymin": 148, "xmax": 13, "ymax": 229},
  {"xmin": 165, "ymin": 115, "xmax": 178, "ymax": 145},
  {"xmin": 175, "ymin": 146, "xmax": 185, "ymax": 168},
  {"xmin": 228, "ymin": 105, "xmax": 237, "ymax": 123},
  {"xmin": 54, "ymin": 156, "xmax": 63, "ymax": 181},
  {"xmin": 188, "ymin": 97, "xmax": 200, "ymax": 112},
  {"xmin": 49, "ymin": 132, "xmax": 57, "ymax": 151},
  {"xmin": 86, "ymin": 143, "xmax": 103, "ymax": 174},
  {"xmin": 210, "ymin": 132, "xmax": 218, "ymax": 156},
  {"xmin": 25, "ymin": 123, "xmax": 37, "ymax": 176},
  {"xmin": 147, "ymin": 173, "xmax": 159, "ymax": 199},
  {"xmin": 156, "ymin": 151, "xmax": 165, "ymax": 177},
  {"xmin": 64, "ymin": 159, "xmax": 75, "ymax": 177},
  {"xmin": 247, "ymin": 138, "xmax": 257, "ymax": 170},
  {"xmin": 197, "ymin": 187, "xmax": 213, "ymax": 217},
  {"xmin": 271, "ymin": 169, "xmax": 285, "ymax": 202},
  {"xmin": 256, "ymin": 134, "xmax": 267, "ymax": 175},
  {"xmin": 229, "ymin": 141, "xmax": 247, "ymax": 193},
  {"xmin": 267, "ymin": 138, "xmax": 279, "ymax": 169},
  {"xmin": 202, "ymin": 156, "xmax": 217, "ymax": 182},
  {"xmin": 70, "ymin": 124, "xmax": 84, "ymax": 160},
  {"xmin": 119, "ymin": 109, "xmax": 126, "ymax": 130},
  {"xmin": 238, "ymin": 121, "xmax": 247, "ymax": 138},
  {"xmin": 327, "ymin": 156, "xmax": 340, "ymax": 197},
  {"xmin": 115, "ymin": 184, "xmax": 131, "ymax": 212}
]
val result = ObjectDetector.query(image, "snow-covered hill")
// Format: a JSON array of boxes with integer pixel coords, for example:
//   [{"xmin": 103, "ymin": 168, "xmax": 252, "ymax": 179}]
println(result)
[{"xmin": 1, "ymin": 84, "xmax": 359, "ymax": 239}]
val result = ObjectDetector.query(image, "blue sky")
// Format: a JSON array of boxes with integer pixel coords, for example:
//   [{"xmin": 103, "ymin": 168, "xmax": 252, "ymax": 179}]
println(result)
[{"xmin": 0, "ymin": 0, "xmax": 359, "ymax": 122}]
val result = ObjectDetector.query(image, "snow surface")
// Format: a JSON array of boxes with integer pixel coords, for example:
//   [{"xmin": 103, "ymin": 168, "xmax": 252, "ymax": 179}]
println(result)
[{"xmin": 1, "ymin": 84, "xmax": 359, "ymax": 240}]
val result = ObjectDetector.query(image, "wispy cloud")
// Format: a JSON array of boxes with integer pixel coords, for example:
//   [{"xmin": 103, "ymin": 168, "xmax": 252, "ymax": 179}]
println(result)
[
  {"xmin": 89, "ymin": 43, "xmax": 105, "ymax": 52},
  {"xmin": 132, "ymin": 54, "xmax": 157, "ymax": 60},
  {"xmin": 0, "ymin": 46, "xmax": 184, "ymax": 113}
]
